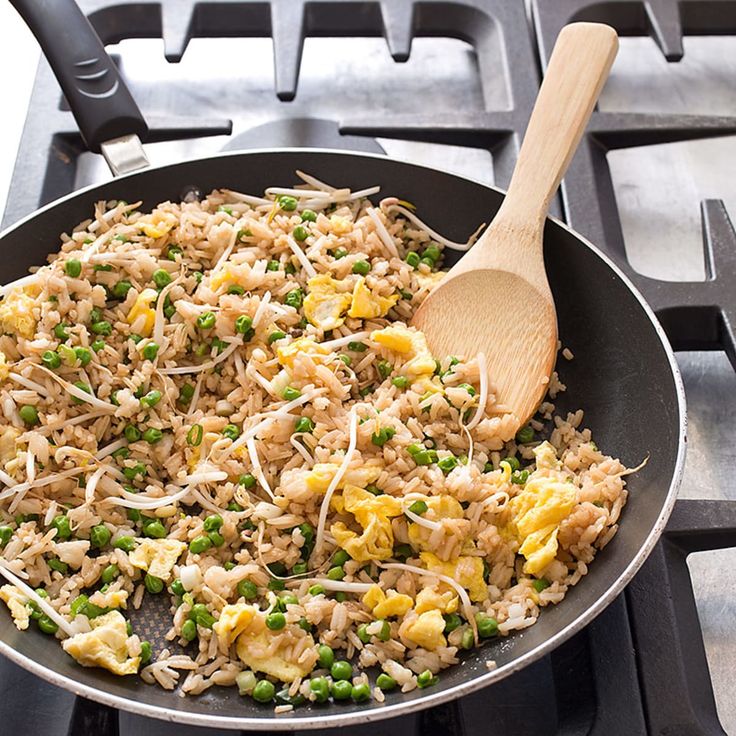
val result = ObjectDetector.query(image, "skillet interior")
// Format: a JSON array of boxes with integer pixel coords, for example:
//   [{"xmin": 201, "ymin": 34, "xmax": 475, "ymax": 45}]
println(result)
[{"xmin": 0, "ymin": 150, "xmax": 684, "ymax": 728}]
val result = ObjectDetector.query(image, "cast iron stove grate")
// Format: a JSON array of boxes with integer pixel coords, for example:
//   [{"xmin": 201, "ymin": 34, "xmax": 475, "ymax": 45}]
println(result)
[{"xmin": 2, "ymin": 1, "xmax": 736, "ymax": 734}]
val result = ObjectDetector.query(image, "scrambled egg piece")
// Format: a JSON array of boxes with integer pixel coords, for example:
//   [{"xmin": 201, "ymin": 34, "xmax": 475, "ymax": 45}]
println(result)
[
  {"xmin": 303, "ymin": 275, "xmax": 352, "ymax": 331},
  {"xmin": 506, "ymin": 476, "xmax": 576, "ymax": 575},
  {"xmin": 414, "ymin": 588, "xmax": 458, "ymax": 615},
  {"xmin": 276, "ymin": 337, "xmax": 329, "ymax": 369},
  {"xmin": 415, "ymin": 270, "xmax": 446, "ymax": 290},
  {"xmin": 347, "ymin": 277, "xmax": 398, "ymax": 319},
  {"xmin": 533, "ymin": 441, "xmax": 562, "ymax": 471},
  {"xmin": 88, "ymin": 588, "xmax": 129, "ymax": 610},
  {"xmin": 126, "ymin": 288, "xmax": 158, "ymax": 337},
  {"xmin": 331, "ymin": 485, "xmax": 402, "ymax": 562},
  {"xmin": 138, "ymin": 211, "xmax": 177, "ymax": 239},
  {"xmin": 305, "ymin": 462, "xmax": 381, "ymax": 495},
  {"xmin": 129, "ymin": 538, "xmax": 186, "ymax": 581},
  {"xmin": 370, "ymin": 325, "xmax": 435, "ymax": 377},
  {"xmin": 363, "ymin": 585, "xmax": 413, "ymax": 619},
  {"xmin": 0, "ymin": 585, "xmax": 30, "ymax": 630},
  {"xmin": 421, "ymin": 552, "xmax": 488, "ymax": 602},
  {"xmin": 408, "ymin": 496, "xmax": 464, "ymax": 550},
  {"xmin": 402, "ymin": 610, "xmax": 446, "ymax": 650},
  {"xmin": 0, "ymin": 289, "xmax": 37, "ymax": 339},
  {"xmin": 213, "ymin": 603, "xmax": 257, "ymax": 648},
  {"xmin": 62, "ymin": 611, "xmax": 140, "ymax": 675},
  {"xmin": 0, "ymin": 427, "xmax": 19, "ymax": 464},
  {"xmin": 328, "ymin": 215, "xmax": 352, "ymax": 234},
  {"xmin": 236, "ymin": 614, "xmax": 315, "ymax": 683},
  {"xmin": 0, "ymin": 352, "xmax": 8, "ymax": 381}
]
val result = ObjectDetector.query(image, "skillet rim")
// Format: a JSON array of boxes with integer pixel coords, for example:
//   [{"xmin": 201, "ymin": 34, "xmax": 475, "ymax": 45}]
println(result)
[{"xmin": 0, "ymin": 147, "xmax": 687, "ymax": 729}]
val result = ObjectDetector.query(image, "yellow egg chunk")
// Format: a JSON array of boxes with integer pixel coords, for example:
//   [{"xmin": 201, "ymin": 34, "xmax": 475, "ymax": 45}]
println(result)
[
  {"xmin": 421, "ymin": 551, "xmax": 488, "ymax": 602},
  {"xmin": 62, "ymin": 611, "xmax": 140, "ymax": 676},
  {"xmin": 347, "ymin": 277, "xmax": 398, "ymax": 319},
  {"xmin": 303, "ymin": 275, "xmax": 352, "ymax": 331},
  {"xmin": 213, "ymin": 603, "xmax": 257, "ymax": 648},
  {"xmin": 370, "ymin": 324, "xmax": 435, "ymax": 377},
  {"xmin": 506, "ymin": 475, "xmax": 577, "ymax": 575},
  {"xmin": 402, "ymin": 609, "xmax": 446, "ymax": 650},
  {"xmin": 0, "ymin": 585, "xmax": 30, "ymax": 630},
  {"xmin": 236, "ymin": 616, "xmax": 315, "ymax": 683},
  {"xmin": 276, "ymin": 337, "xmax": 329, "ymax": 370},
  {"xmin": 414, "ymin": 588, "xmax": 458, "ymax": 615},
  {"xmin": 0, "ymin": 427, "xmax": 19, "ymax": 465},
  {"xmin": 129, "ymin": 538, "xmax": 187, "ymax": 581},
  {"xmin": 0, "ymin": 289, "xmax": 37, "ymax": 339},
  {"xmin": 408, "ymin": 495, "xmax": 465, "ymax": 550},
  {"xmin": 126, "ymin": 288, "xmax": 158, "ymax": 337},
  {"xmin": 362, "ymin": 585, "xmax": 413, "ymax": 618},
  {"xmin": 138, "ymin": 211, "xmax": 177, "ymax": 239},
  {"xmin": 331, "ymin": 485, "xmax": 402, "ymax": 562},
  {"xmin": 0, "ymin": 352, "xmax": 8, "ymax": 381}
]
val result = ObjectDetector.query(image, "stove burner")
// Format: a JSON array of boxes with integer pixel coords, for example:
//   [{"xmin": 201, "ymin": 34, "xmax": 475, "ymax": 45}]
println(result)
[{"xmin": 221, "ymin": 118, "xmax": 385, "ymax": 154}]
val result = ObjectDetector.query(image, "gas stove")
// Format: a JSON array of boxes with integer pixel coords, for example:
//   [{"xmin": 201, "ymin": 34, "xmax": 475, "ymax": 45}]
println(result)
[{"xmin": 3, "ymin": 1, "xmax": 736, "ymax": 734}]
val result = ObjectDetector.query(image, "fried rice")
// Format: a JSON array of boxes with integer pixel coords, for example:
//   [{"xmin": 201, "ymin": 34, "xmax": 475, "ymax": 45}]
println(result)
[{"xmin": 0, "ymin": 172, "xmax": 633, "ymax": 705}]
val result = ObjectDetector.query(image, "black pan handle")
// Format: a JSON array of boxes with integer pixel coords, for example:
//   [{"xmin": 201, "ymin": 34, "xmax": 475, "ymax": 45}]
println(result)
[{"xmin": 10, "ymin": 0, "xmax": 147, "ymax": 153}]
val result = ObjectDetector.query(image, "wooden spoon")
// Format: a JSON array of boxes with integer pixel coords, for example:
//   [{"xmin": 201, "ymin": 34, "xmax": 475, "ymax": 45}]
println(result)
[{"xmin": 411, "ymin": 22, "xmax": 619, "ymax": 431}]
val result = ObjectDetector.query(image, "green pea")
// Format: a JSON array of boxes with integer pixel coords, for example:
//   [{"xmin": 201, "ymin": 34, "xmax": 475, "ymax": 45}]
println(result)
[
  {"xmin": 189, "ymin": 603, "xmax": 215, "ymax": 628},
  {"xmin": 37, "ymin": 615, "xmax": 58, "ymax": 635},
  {"xmin": 223, "ymin": 561, "xmax": 236, "ymax": 572},
  {"xmin": 326, "ymin": 565, "xmax": 345, "ymax": 581},
  {"xmin": 352, "ymin": 260, "xmax": 370, "ymax": 275},
  {"xmin": 282, "ymin": 386, "xmax": 301, "ymax": 401},
  {"xmin": 91, "ymin": 321, "xmax": 112, "ymax": 336},
  {"xmin": 227, "ymin": 284, "xmax": 245, "ymax": 295},
  {"xmin": 54, "ymin": 323, "xmax": 69, "ymax": 340},
  {"xmin": 140, "ymin": 390, "xmax": 161, "ymax": 408},
  {"xmin": 278, "ymin": 195, "xmax": 298, "ymax": 211},
  {"xmin": 357, "ymin": 623, "xmax": 370, "ymax": 644},
  {"xmin": 291, "ymin": 561, "xmax": 308, "ymax": 575},
  {"xmin": 142, "ymin": 520, "xmax": 166, "ymax": 539},
  {"xmin": 334, "ymin": 591, "xmax": 347, "ymax": 602},
  {"xmin": 504, "ymin": 455, "xmax": 521, "ymax": 472},
  {"xmin": 41, "ymin": 350, "xmax": 61, "ymax": 369},
  {"xmin": 203, "ymin": 514, "xmax": 223, "ymax": 532},
  {"xmin": 351, "ymin": 682, "xmax": 371, "ymax": 702},
  {"xmin": 167, "ymin": 246, "xmax": 182, "ymax": 261},
  {"xmin": 532, "ymin": 578, "xmax": 551, "ymax": 593},
  {"xmin": 65, "ymin": 259, "xmax": 82, "ymax": 278},
  {"xmin": 416, "ymin": 670, "xmax": 437, "ymax": 688},
  {"xmin": 308, "ymin": 584, "xmax": 324, "ymax": 596},
  {"xmin": 348, "ymin": 341, "xmax": 366, "ymax": 352},
  {"xmin": 438, "ymin": 455, "xmax": 458, "ymax": 474},
  {"xmin": 238, "ymin": 579, "xmax": 258, "ymax": 600},
  {"xmin": 0, "ymin": 526, "xmax": 12, "ymax": 547},
  {"xmin": 376, "ymin": 620, "xmax": 391, "ymax": 641},
  {"xmin": 330, "ymin": 660, "xmax": 352, "ymax": 681},
  {"xmin": 19, "ymin": 405, "xmax": 39, "ymax": 426},
  {"xmin": 112, "ymin": 281, "xmax": 132, "ymax": 298},
  {"xmin": 252, "ymin": 679, "xmax": 275, "ymax": 703},
  {"xmin": 124, "ymin": 425, "xmax": 141, "ymax": 442},
  {"xmin": 268, "ymin": 579, "xmax": 286, "ymax": 591},
  {"xmin": 294, "ymin": 416, "xmax": 315, "ymax": 434},
  {"xmin": 170, "ymin": 579, "xmax": 185, "ymax": 597},
  {"xmin": 181, "ymin": 618, "xmax": 197, "ymax": 641},
  {"xmin": 179, "ymin": 383, "xmax": 195, "ymax": 404},
  {"xmin": 266, "ymin": 259, "xmax": 280, "ymax": 271},
  {"xmin": 365, "ymin": 484, "xmax": 382, "ymax": 496},
  {"xmin": 234, "ymin": 314, "xmax": 253, "ymax": 335},
  {"xmin": 359, "ymin": 384, "xmax": 374, "ymax": 397},
  {"xmin": 408, "ymin": 500, "xmax": 428, "ymax": 515},
  {"xmin": 50, "ymin": 515, "xmax": 72, "ymax": 540},
  {"xmin": 376, "ymin": 360, "xmax": 392, "ymax": 380},
  {"xmin": 122, "ymin": 462, "xmax": 146, "ymax": 481},
  {"xmin": 142, "ymin": 342, "xmax": 159, "ymax": 360},
  {"xmin": 284, "ymin": 289, "xmax": 303, "ymax": 309},
  {"xmin": 333, "ymin": 248, "xmax": 348, "ymax": 259},
  {"xmin": 268, "ymin": 330, "xmax": 286, "ymax": 344},
  {"xmin": 316, "ymin": 643, "xmax": 334, "ymax": 670},
  {"xmin": 196, "ymin": 312, "xmax": 216, "ymax": 330},
  {"xmin": 406, "ymin": 251, "xmax": 420, "ymax": 268},
  {"xmin": 376, "ymin": 673, "xmax": 397, "ymax": 691},
  {"xmin": 139, "ymin": 640, "xmax": 152, "ymax": 665},
  {"xmin": 301, "ymin": 209, "xmax": 317, "ymax": 222},
  {"xmin": 145, "ymin": 574, "xmax": 164, "ymax": 594},
  {"xmin": 127, "ymin": 508, "xmax": 141, "ymax": 522},
  {"xmin": 152, "ymin": 269, "xmax": 172, "ymax": 288},
  {"xmin": 443, "ymin": 613, "xmax": 462, "ymax": 633},
  {"xmin": 222, "ymin": 424, "xmax": 240, "ymax": 440},
  {"xmin": 126, "ymin": 620, "xmax": 133, "ymax": 636},
  {"xmin": 113, "ymin": 536, "xmax": 135, "ymax": 552},
  {"xmin": 331, "ymin": 679, "xmax": 352, "ymax": 701},
  {"xmin": 266, "ymin": 611, "xmax": 286, "ymax": 630},
  {"xmin": 47, "ymin": 559, "xmax": 68, "ymax": 574},
  {"xmin": 391, "ymin": 376, "xmax": 409, "ymax": 390},
  {"xmin": 90, "ymin": 524, "xmax": 111, "ymax": 549},
  {"xmin": 511, "ymin": 470, "xmax": 530, "ymax": 485},
  {"xmin": 476, "ymin": 613, "xmax": 498, "ymax": 638},
  {"xmin": 238, "ymin": 473, "xmax": 256, "ymax": 489},
  {"xmin": 310, "ymin": 676, "xmax": 329, "ymax": 703},
  {"xmin": 292, "ymin": 225, "xmax": 309, "ymax": 241},
  {"xmin": 130, "ymin": 334, "xmax": 143, "ymax": 344},
  {"xmin": 91, "ymin": 339, "xmax": 105, "ymax": 352},
  {"xmin": 338, "ymin": 354, "xmax": 351, "ymax": 366},
  {"xmin": 332, "ymin": 549, "xmax": 350, "ymax": 567},
  {"xmin": 189, "ymin": 535, "xmax": 212, "ymax": 554},
  {"xmin": 142, "ymin": 428, "xmax": 163, "ymax": 444},
  {"xmin": 516, "ymin": 425, "xmax": 534, "ymax": 444},
  {"xmin": 93, "ymin": 264, "xmax": 112, "ymax": 272}
]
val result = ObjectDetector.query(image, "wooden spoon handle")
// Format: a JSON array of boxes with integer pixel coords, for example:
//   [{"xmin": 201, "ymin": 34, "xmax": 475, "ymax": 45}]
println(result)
[{"xmin": 497, "ymin": 22, "xmax": 618, "ymax": 227}]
